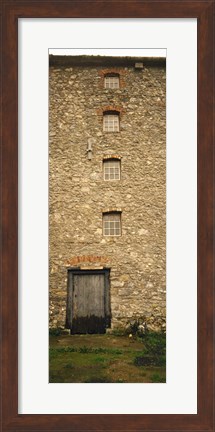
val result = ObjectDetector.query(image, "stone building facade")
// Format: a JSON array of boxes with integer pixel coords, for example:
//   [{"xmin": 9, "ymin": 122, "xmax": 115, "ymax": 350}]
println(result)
[{"xmin": 49, "ymin": 55, "xmax": 166, "ymax": 333}]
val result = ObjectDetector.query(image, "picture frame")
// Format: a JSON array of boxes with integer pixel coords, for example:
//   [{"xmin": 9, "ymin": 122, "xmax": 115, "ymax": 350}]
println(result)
[{"xmin": 1, "ymin": 1, "xmax": 214, "ymax": 431}]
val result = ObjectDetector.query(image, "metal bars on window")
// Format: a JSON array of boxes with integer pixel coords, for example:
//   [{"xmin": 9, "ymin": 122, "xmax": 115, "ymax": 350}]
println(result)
[{"xmin": 103, "ymin": 212, "xmax": 121, "ymax": 236}]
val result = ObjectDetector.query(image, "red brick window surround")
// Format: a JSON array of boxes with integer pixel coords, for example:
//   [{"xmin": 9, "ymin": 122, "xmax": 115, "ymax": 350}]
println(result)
[{"xmin": 98, "ymin": 68, "xmax": 127, "ymax": 88}]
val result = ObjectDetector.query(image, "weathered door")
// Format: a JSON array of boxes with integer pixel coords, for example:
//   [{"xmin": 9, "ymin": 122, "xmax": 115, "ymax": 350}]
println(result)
[{"xmin": 66, "ymin": 269, "xmax": 110, "ymax": 334}]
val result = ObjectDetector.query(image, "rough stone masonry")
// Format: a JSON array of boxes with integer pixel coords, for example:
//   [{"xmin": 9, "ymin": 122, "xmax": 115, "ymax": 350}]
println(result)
[{"xmin": 49, "ymin": 55, "xmax": 166, "ymax": 332}]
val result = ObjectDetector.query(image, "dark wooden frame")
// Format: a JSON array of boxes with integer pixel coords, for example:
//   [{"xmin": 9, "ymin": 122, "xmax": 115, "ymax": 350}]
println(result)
[
  {"xmin": 1, "ymin": 0, "xmax": 214, "ymax": 431},
  {"xmin": 66, "ymin": 268, "xmax": 111, "ymax": 331}
]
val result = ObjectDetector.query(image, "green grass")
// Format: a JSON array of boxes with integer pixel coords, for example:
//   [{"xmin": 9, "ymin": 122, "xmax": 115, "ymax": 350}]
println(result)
[
  {"xmin": 49, "ymin": 333, "xmax": 166, "ymax": 383},
  {"xmin": 150, "ymin": 372, "xmax": 166, "ymax": 383}
]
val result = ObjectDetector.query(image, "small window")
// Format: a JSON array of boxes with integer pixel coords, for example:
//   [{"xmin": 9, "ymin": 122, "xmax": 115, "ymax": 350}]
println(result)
[
  {"xmin": 103, "ymin": 113, "xmax": 119, "ymax": 132},
  {"xmin": 103, "ymin": 212, "xmax": 121, "ymax": 236},
  {"xmin": 103, "ymin": 159, "xmax": 120, "ymax": 181},
  {"xmin": 104, "ymin": 75, "xmax": 119, "ymax": 89}
]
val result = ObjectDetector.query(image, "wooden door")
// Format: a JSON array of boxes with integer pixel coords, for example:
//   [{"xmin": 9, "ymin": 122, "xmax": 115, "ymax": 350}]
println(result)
[{"xmin": 66, "ymin": 269, "xmax": 110, "ymax": 334}]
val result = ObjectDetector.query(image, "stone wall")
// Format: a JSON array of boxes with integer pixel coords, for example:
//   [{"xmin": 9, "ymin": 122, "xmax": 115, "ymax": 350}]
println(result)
[{"xmin": 49, "ymin": 56, "xmax": 166, "ymax": 332}]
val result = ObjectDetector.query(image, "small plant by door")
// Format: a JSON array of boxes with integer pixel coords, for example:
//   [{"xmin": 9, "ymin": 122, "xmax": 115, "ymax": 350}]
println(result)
[{"xmin": 66, "ymin": 269, "xmax": 111, "ymax": 334}]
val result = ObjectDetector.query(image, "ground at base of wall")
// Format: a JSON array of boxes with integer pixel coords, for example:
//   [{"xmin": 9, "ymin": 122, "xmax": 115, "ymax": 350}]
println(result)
[{"xmin": 49, "ymin": 333, "xmax": 166, "ymax": 383}]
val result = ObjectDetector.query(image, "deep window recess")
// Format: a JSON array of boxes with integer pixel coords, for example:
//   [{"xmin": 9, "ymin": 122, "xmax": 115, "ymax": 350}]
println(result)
[
  {"xmin": 104, "ymin": 75, "xmax": 120, "ymax": 89},
  {"xmin": 103, "ymin": 212, "xmax": 121, "ymax": 236},
  {"xmin": 103, "ymin": 159, "xmax": 120, "ymax": 181},
  {"xmin": 103, "ymin": 113, "xmax": 119, "ymax": 132}
]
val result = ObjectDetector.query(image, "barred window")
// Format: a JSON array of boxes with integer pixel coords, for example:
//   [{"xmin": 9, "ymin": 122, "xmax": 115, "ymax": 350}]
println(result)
[
  {"xmin": 103, "ymin": 212, "xmax": 121, "ymax": 236},
  {"xmin": 104, "ymin": 75, "xmax": 119, "ymax": 89},
  {"xmin": 103, "ymin": 113, "xmax": 119, "ymax": 132},
  {"xmin": 103, "ymin": 159, "xmax": 120, "ymax": 181}
]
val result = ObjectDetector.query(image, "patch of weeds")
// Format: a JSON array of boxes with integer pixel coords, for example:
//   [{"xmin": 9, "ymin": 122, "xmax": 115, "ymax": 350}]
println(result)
[
  {"xmin": 116, "ymin": 378, "xmax": 124, "ymax": 383},
  {"xmin": 79, "ymin": 346, "xmax": 123, "ymax": 355},
  {"xmin": 141, "ymin": 332, "xmax": 166, "ymax": 357},
  {"xmin": 49, "ymin": 346, "xmax": 123, "ymax": 355},
  {"xmin": 125, "ymin": 318, "xmax": 148, "ymax": 337},
  {"xmin": 134, "ymin": 332, "xmax": 166, "ymax": 367},
  {"xmin": 79, "ymin": 345, "xmax": 92, "ymax": 353},
  {"xmin": 128, "ymin": 320, "xmax": 139, "ymax": 335},
  {"xmin": 134, "ymin": 355, "xmax": 165, "ymax": 367},
  {"xmin": 49, "ymin": 328, "xmax": 65, "ymax": 336},
  {"xmin": 94, "ymin": 347, "xmax": 105, "ymax": 354},
  {"xmin": 150, "ymin": 373, "xmax": 166, "ymax": 383}
]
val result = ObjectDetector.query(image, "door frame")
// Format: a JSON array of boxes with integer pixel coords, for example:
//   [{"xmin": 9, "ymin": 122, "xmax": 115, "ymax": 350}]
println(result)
[{"xmin": 66, "ymin": 267, "xmax": 111, "ymax": 332}]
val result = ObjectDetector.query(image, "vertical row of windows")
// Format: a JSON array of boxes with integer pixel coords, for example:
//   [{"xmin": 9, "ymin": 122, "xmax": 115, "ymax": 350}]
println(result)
[
  {"xmin": 102, "ymin": 73, "xmax": 121, "ymax": 236},
  {"xmin": 103, "ymin": 74, "xmax": 120, "ymax": 132}
]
